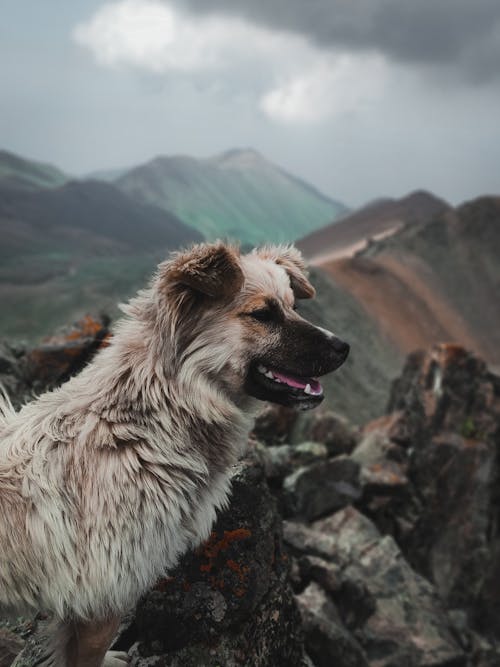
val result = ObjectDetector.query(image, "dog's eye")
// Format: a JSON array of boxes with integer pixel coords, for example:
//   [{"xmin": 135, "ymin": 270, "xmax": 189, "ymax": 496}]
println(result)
[{"xmin": 248, "ymin": 308, "xmax": 273, "ymax": 322}]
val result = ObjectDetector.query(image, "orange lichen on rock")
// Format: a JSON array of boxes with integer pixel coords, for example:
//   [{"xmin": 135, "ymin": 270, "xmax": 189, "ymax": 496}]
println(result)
[
  {"xmin": 226, "ymin": 559, "xmax": 250, "ymax": 584},
  {"xmin": 196, "ymin": 528, "xmax": 253, "ymax": 598},
  {"xmin": 199, "ymin": 528, "xmax": 251, "ymax": 574}
]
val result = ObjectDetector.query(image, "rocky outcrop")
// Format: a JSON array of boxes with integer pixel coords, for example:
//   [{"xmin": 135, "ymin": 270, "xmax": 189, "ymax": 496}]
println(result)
[
  {"xmin": 285, "ymin": 509, "xmax": 465, "ymax": 667},
  {"xmin": 382, "ymin": 345, "xmax": 500, "ymax": 636},
  {"xmin": 0, "ymin": 315, "xmax": 110, "ymax": 408},
  {"xmin": 120, "ymin": 454, "xmax": 305, "ymax": 666},
  {"xmin": 2, "ymin": 330, "xmax": 500, "ymax": 667}
]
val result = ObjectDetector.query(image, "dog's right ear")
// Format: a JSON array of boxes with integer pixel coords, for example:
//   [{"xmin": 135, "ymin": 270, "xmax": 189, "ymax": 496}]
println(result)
[{"xmin": 166, "ymin": 242, "xmax": 244, "ymax": 299}]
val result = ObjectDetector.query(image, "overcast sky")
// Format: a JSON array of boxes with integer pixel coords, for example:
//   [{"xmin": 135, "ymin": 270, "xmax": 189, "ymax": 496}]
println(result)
[{"xmin": 1, "ymin": 0, "xmax": 499, "ymax": 207}]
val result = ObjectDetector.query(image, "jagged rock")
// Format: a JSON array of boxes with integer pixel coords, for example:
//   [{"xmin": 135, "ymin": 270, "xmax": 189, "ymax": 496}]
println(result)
[
  {"xmin": 252, "ymin": 404, "xmax": 299, "ymax": 445},
  {"xmin": 283, "ymin": 455, "xmax": 361, "ymax": 521},
  {"xmin": 258, "ymin": 442, "xmax": 328, "ymax": 481},
  {"xmin": 283, "ymin": 521, "xmax": 339, "ymax": 562},
  {"xmin": 297, "ymin": 556, "xmax": 342, "ymax": 596},
  {"xmin": 285, "ymin": 507, "xmax": 465, "ymax": 667},
  {"xmin": 24, "ymin": 314, "xmax": 109, "ymax": 390},
  {"xmin": 386, "ymin": 344, "xmax": 500, "ymax": 635},
  {"xmin": 290, "ymin": 410, "xmax": 358, "ymax": 456},
  {"xmin": 296, "ymin": 582, "xmax": 369, "ymax": 667},
  {"xmin": 351, "ymin": 425, "xmax": 410, "ymax": 533},
  {"xmin": 122, "ymin": 455, "xmax": 306, "ymax": 667}
]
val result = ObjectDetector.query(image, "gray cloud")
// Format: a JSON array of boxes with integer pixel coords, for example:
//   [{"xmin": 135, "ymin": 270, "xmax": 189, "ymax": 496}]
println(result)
[{"xmin": 174, "ymin": 0, "xmax": 500, "ymax": 82}]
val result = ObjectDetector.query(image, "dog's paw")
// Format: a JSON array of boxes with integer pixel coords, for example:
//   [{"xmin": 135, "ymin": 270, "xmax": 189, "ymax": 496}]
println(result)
[{"xmin": 103, "ymin": 650, "xmax": 129, "ymax": 665}]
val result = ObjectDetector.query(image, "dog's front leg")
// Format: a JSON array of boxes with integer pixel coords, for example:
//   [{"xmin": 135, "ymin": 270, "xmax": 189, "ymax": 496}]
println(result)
[{"xmin": 67, "ymin": 616, "xmax": 127, "ymax": 667}]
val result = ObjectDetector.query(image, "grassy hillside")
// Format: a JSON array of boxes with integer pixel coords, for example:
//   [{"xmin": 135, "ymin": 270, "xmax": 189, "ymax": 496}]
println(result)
[
  {"xmin": 115, "ymin": 149, "xmax": 347, "ymax": 245},
  {"xmin": 0, "ymin": 178, "xmax": 202, "ymax": 340},
  {"xmin": 0, "ymin": 253, "xmax": 165, "ymax": 340},
  {"xmin": 0, "ymin": 150, "xmax": 68, "ymax": 190},
  {"xmin": 0, "ymin": 179, "xmax": 200, "ymax": 261}
]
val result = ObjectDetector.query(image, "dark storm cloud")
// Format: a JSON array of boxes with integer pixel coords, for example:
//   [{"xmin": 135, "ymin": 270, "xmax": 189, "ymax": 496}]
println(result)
[{"xmin": 175, "ymin": 0, "xmax": 500, "ymax": 82}]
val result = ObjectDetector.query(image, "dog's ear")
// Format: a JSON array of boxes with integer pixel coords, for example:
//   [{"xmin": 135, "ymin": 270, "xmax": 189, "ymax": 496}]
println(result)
[
  {"xmin": 168, "ymin": 242, "xmax": 244, "ymax": 298},
  {"xmin": 257, "ymin": 245, "xmax": 315, "ymax": 299}
]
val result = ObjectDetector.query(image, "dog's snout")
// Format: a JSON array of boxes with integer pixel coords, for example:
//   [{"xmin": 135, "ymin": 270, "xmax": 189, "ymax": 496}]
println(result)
[{"xmin": 331, "ymin": 336, "xmax": 350, "ymax": 360}]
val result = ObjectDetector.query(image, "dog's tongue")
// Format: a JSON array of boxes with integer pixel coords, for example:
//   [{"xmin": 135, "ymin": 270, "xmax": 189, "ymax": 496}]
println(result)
[{"xmin": 272, "ymin": 370, "xmax": 322, "ymax": 393}]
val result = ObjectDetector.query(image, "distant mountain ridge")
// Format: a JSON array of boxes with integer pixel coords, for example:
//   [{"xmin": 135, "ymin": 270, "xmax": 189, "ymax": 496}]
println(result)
[
  {"xmin": 3, "ymin": 146, "xmax": 499, "ymax": 429},
  {"xmin": 306, "ymin": 194, "xmax": 500, "ymax": 422},
  {"xmin": 114, "ymin": 148, "xmax": 347, "ymax": 245},
  {"xmin": 0, "ymin": 179, "xmax": 199, "ymax": 261},
  {"xmin": 0, "ymin": 174, "xmax": 201, "ymax": 339},
  {"xmin": 298, "ymin": 190, "xmax": 450, "ymax": 261},
  {"xmin": 0, "ymin": 150, "xmax": 69, "ymax": 191},
  {"xmin": 0, "ymin": 146, "xmax": 349, "ymax": 339}
]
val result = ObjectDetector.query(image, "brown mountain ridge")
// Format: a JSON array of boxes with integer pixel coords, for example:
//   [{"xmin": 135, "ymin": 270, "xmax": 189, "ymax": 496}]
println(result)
[{"xmin": 304, "ymin": 194, "xmax": 500, "ymax": 423}]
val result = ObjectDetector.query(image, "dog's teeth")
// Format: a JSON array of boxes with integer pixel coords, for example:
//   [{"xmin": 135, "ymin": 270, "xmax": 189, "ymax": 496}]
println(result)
[
  {"xmin": 304, "ymin": 383, "xmax": 312, "ymax": 395},
  {"xmin": 257, "ymin": 364, "xmax": 267, "ymax": 374},
  {"xmin": 275, "ymin": 378, "xmax": 282, "ymax": 383},
  {"xmin": 265, "ymin": 371, "xmax": 274, "ymax": 379}
]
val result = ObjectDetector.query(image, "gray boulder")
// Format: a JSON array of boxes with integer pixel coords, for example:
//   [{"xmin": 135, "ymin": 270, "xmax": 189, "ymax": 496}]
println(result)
[
  {"xmin": 285, "ymin": 507, "xmax": 465, "ymax": 667},
  {"xmin": 283, "ymin": 455, "xmax": 361, "ymax": 521}
]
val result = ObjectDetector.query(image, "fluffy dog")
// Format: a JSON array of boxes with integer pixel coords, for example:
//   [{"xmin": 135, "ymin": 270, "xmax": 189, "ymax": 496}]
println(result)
[{"xmin": 0, "ymin": 243, "xmax": 349, "ymax": 666}]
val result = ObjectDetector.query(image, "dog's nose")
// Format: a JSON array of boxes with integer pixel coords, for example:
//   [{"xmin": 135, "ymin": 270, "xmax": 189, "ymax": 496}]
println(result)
[{"xmin": 331, "ymin": 337, "xmax": 350, "ymax": 361}]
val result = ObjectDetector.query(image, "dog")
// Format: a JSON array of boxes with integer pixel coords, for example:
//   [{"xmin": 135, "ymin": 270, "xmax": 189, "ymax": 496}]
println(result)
[{"xmin": 0, "ymin": 242, "xmax": 349, "ymax": 666}]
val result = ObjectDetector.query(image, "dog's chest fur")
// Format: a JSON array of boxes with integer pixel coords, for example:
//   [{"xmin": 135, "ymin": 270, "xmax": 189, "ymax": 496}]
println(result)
[{"xmin": 0, "ymin": 352, "xmax": 253, "ymax": 619}]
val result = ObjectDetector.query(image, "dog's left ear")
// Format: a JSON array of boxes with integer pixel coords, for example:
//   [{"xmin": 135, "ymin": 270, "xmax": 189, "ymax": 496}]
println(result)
[
  {"xmin": 169, "ymin": 242, "xmax": 244, "ymax": 298},
  {"xmin": 257, "ymin": 245, "xmax": 315, "ymax": 299}
]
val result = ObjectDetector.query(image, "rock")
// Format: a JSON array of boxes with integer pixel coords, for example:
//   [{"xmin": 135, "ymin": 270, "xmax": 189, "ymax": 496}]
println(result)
[
  {"xmin": 297, "ymin": 556, "xmax": 342, "ymax": 596},
  {"xmin": 24, "ymin": 314, "xmax": 109, "ymax": 390},
  {"xmin": 252, "ymin": 404, "xmax": 299, "ymax": 445},
  {"xmin": 385, "ymin": 344, "xmax": 500, "ymax": 635},
  {"xmin": 283, "ymin": 455, "xmax": 361, "ymax": 521},
  {"xmin": 351, "ymin": 426, "xmax": 410, "ymax": 534},
  {"xmin": 288, "ymin": 507, "xmax": 465, "ymax": 667},
  {"xmin": 283, "ymin": 521, "xmax": 339, "ymax": 562},
  {"xmin": 259, "ymin": 442, "xmax": 328, "ymax": 482},
  {"xmin": 290, "ymin": 410, "xmax": 358, "ymax": 456},
  {"xmin": 296, "ymin": 582, "xmax": 369, "ymax": 667},
  {"xmin": 126, "ymin": 455, "xmax": 306, "ymax": 666}
]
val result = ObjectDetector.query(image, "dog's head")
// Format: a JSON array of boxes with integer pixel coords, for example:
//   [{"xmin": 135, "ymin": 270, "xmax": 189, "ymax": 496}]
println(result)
[{"xmin": 147, "ymin": 242, "xmax": 349, "ymax": 410}]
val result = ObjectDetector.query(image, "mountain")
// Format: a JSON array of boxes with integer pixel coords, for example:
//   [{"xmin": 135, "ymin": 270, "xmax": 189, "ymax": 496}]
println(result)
[
  {"xmin": 0, "ymin": 150, "xmax": 69, "ymax": 191},
  {"xmin": 306, "ymin": 195, "xmax": 500, "ymax": 422},
  {"xmin": 298, "ymin": 190, "xmax": 450, "ymax": 261},
  {"xmin": 0, "ymin": 179, "xmax": 202, "ymax": 340},
  {"xmin": 0, "ymin": 179, "xmax": 200, "ymax": 260},
  {"xmin": 114, "ymin": 148, "xmax": 347, "ymax": 245}
]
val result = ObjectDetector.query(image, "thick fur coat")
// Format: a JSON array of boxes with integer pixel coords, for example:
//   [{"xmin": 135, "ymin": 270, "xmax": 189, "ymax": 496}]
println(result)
[{"xmin": 0, "ymin": 242, "xmax": 348, "ymax": 666}]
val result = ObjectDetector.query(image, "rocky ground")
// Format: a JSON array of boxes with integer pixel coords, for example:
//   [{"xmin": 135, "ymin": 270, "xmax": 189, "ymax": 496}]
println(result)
[{"xmin": 1, "ymin": 319, "xmax": 500, "ymax": 666}]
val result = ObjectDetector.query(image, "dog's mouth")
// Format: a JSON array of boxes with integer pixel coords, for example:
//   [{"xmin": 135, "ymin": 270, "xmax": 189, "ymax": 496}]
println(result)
[{"xmin": 245, "ymin": 361, "xmax": 324, "ymax": 410}]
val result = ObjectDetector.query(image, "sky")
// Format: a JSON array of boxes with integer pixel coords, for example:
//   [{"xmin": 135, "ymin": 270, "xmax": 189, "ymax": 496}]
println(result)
[{"xmin": 1, "ymin": 0, "xmax": 499, "ymax": 207}]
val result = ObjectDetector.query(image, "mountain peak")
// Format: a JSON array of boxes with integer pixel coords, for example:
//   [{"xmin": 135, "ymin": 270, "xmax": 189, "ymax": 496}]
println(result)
[
  {"xmin": 115, "ymin": 148, "xmax": 346, "ymax": 245},
  {"xmin": 212, "ymin": 147, "xmax": 265, "ymax": 168}
]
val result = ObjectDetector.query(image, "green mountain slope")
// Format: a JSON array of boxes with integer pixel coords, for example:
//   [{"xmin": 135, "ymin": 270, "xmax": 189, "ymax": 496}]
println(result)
[
  {"xmin": 115, "ymin": 148, "xmax": 347, "ymax": 245},
  {"xmin": 0, "ymin": 150, "xmax": 69, "ymax": 190},
  {"xmin": 0, "ymin": 179, "xmax": 202, "ymax": 340}
]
